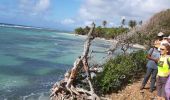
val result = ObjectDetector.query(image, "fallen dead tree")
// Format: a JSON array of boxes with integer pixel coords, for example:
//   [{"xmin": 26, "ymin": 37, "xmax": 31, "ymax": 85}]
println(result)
[{"xmin": 50, "ymin": 23, "xmax": 101, "ymax": 100}]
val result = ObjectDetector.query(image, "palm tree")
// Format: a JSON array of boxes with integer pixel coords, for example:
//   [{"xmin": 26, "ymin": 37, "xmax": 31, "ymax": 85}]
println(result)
[
  {"xmin": 102, "ymin": 20, "xmax": 107, "ymax": 28},
  {"xmin": 84, "ymin": 26, "xmax": 90, "ymax": 34},
  {"xmin": 121, "ymin": 18, "xmax": 125, "ymax": 28},
  {"xmin": 94, "ymin": 26, "xmax": 103, "ymax": 37},
  {"xmin": 133, "ymin": 20, "xmax": 137, "ymax": 28},
  {"xmin": 128, "ymin": 20, "xmax": 137, "ymax": 29},
  {"xmin": 128, "ymin": 20, "xmax": 133, "ymax": 28},
  {"xmin": 139, "ymin": 20, "xmax": 143, "ymax": 26}
]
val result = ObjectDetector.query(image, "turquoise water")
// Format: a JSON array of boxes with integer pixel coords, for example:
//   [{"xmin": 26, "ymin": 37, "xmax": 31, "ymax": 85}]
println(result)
[{"xmin": 0, "ymin": 26, "xmax": 112, "ymax": 100}]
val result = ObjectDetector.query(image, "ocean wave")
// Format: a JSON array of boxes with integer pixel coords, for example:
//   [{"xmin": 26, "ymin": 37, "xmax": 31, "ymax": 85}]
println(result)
[
  {"xmin": 23, "ymin": 92, "xmax": 50, "ymax": 100},
  {"xmin": 55, "ymin": 32, "xmax": 87, "ymax": 39},
  {"xmin": 0, "ymin": 24, "xmax": 43, "ymax": 30}
]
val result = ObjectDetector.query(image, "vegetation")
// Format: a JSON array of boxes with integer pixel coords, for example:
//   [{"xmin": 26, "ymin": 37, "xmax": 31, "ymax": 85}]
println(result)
[
  {"xmin": 121, "ymin": 18, "xmax": 126, "ymax": 28},
  {"xmin": 130, "ymin": 9, "xmax": 170, "ymax": 46},
  {"xmin": 75, "ymin": 27, "xmax": 85, "ymax": 35},
  {"xmin": 93, "ymin": 50, "xmax": 147, "ymax": 94},
  {"xmin": 144, "ymin": 9, "xmax": 170, "ymax": 34},
  {"xmin": 75, "ymin": 26, "xmax": 129, "ymax": 39},
  {"xmin": 74, "ymin": 18, "xmax": 144, "ymax": 39},
  {"xmin": 102, "ymin": 20, "xmax": 107, "ymax": 28},
  {"xmin": 139, "ymin": 20, "xmax": 143, "ymax": 26},
  {"xmin": 128, "ymin": 20, "xmax": 137, "ymax": 29}
]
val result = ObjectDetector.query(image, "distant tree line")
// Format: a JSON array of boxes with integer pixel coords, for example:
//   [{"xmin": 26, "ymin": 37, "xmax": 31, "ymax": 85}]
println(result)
[{"xmin": 74, "ymin": 19, "xmax": 143, "ymax": 39}]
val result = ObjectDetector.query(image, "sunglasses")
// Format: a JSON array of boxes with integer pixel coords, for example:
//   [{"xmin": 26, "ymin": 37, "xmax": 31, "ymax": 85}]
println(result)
[{"xmin": 160, "ymin": 48, "xmax": 166, "ymax": 51}]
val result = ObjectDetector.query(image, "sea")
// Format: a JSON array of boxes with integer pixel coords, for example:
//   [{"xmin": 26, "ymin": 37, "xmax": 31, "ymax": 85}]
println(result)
[{"xmin": 0, "ymin": 24, "xmax": 118, "ymax": 100}]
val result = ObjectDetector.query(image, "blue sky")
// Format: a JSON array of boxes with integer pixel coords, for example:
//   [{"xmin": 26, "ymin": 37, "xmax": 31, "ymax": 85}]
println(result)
[{"xmin": 0, "ymin": 0, "xmax": 170, "ymax": 31}]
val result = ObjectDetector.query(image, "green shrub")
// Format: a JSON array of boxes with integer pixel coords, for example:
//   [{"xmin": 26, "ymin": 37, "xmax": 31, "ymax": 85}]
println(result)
[{"xmin": 93, "ymin": 50, "xmax": 147, "ymax": 94}]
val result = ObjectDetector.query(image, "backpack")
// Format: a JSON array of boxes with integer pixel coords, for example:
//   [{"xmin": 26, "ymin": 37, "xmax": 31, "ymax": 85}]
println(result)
[
  {"xmin": 150, "ymin": 48, "xmax": 155, "ymax": 56},
  {"xmin": 167, "ymin": 57, "xmax": 170, "ymax": 69},
  {"xmin": 146, "ymin": 48, "xmax": 154, "ymax": 58}
]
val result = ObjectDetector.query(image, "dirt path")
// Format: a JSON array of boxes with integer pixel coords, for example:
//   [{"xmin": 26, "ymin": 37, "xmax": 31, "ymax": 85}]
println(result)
[{"xmin": 107, "ymin": 78, "xmax": 157, "ymax": 100}]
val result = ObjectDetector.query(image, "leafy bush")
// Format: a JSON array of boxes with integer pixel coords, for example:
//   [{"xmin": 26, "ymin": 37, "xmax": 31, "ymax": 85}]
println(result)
[{"xmin": 93, "ymin": 50, "xmax": 147, "ymax": 94}]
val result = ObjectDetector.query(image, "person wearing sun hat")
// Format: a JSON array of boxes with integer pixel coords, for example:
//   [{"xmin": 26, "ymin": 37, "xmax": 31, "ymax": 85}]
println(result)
[
  {"xmin": 156, "ymin": 44, "xmax": 170, "ymax": 100},
  {"xmin": 156, "ymin": 32, "xmax": 164, "ymax": 41},
  {"xmin": 140, "ymin": 42, "xmax": 161, "ymax": 92},
  {"xmin": 154, "ymin": 32, "xmax": 169, "ymax": 52},
  {"xmin": 154, "ymin": 32, "xmax": 164, "ymax": 44}
]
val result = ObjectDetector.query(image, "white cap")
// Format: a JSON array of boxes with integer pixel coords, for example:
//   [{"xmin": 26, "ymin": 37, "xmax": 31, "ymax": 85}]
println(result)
[
  {"xmin": 168, "ymin": 35, "xmax": 170, "ymax": 39},
  {"xmin": 157, "ymin": 32, "xmax": 164, "ymax": 36}
]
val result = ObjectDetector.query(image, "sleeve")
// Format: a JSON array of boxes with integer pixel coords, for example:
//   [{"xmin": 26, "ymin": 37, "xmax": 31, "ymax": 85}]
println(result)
[{"xmin": 148, "ymin": 48, "xmax": 153, "ymax": 55}]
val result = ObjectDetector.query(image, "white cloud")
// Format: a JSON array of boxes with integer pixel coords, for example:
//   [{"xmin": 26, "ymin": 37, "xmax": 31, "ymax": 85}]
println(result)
[
  {"xmin": 78, "ymin": 0, "xmax": 170, "ymax": 25},
  {"xmin": 84, "ymin": 20, "xmax": 93, "ymax": 26},
  {"xmin": 61, "ymin": 19, "xmax": 75, "ymax": 25},
  {"xmin": 109, "ymin": 22, "xmax": 115, "ymax": 27},
  {"xmin": 19, "ymin": 0, "xmax": 50, "ymax": 15},
  {"xmin": 121, "ymin": 16, "xmax": 126, "ymax": 20},
  {"xmin": 34, "ymin": 0, "xmax": 50, "ymax": 13}
]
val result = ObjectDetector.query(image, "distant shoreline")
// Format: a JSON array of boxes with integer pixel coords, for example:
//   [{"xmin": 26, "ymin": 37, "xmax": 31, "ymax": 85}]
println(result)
[{"xmin": 73, "ymin": 33, "xmax": 146, "ymax": 50}]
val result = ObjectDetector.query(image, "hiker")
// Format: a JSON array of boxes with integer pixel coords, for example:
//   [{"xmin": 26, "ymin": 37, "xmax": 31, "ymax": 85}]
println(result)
[
  {"xmin": 154, "ymin": 32, "xmax": 165, "ymax": 51},
  {"xmin": 140, "ymin": 43, "xmax": 160, "ymax": 92},
  {"xmin": 157, "ymin": 44, "xmax": 170, "ymax": 100},
  {"xmin": 161, "ymin": 37, "xmax": 169, "ymax": 46},
  {"xmin": 154, "ymin": 32, "xmax": 164, "ymax": 45}
]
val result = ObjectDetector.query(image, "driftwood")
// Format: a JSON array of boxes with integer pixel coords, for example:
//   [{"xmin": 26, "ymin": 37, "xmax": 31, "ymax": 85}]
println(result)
[{"xmin": 50, "ymin": 23, "xmax": 101, "ymax": 100}]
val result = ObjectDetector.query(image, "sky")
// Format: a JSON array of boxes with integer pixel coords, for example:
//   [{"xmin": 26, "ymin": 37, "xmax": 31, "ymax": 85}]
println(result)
[{"xmin": 0, "ymin": 0, "xmax": 170, "ymax": 31}]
